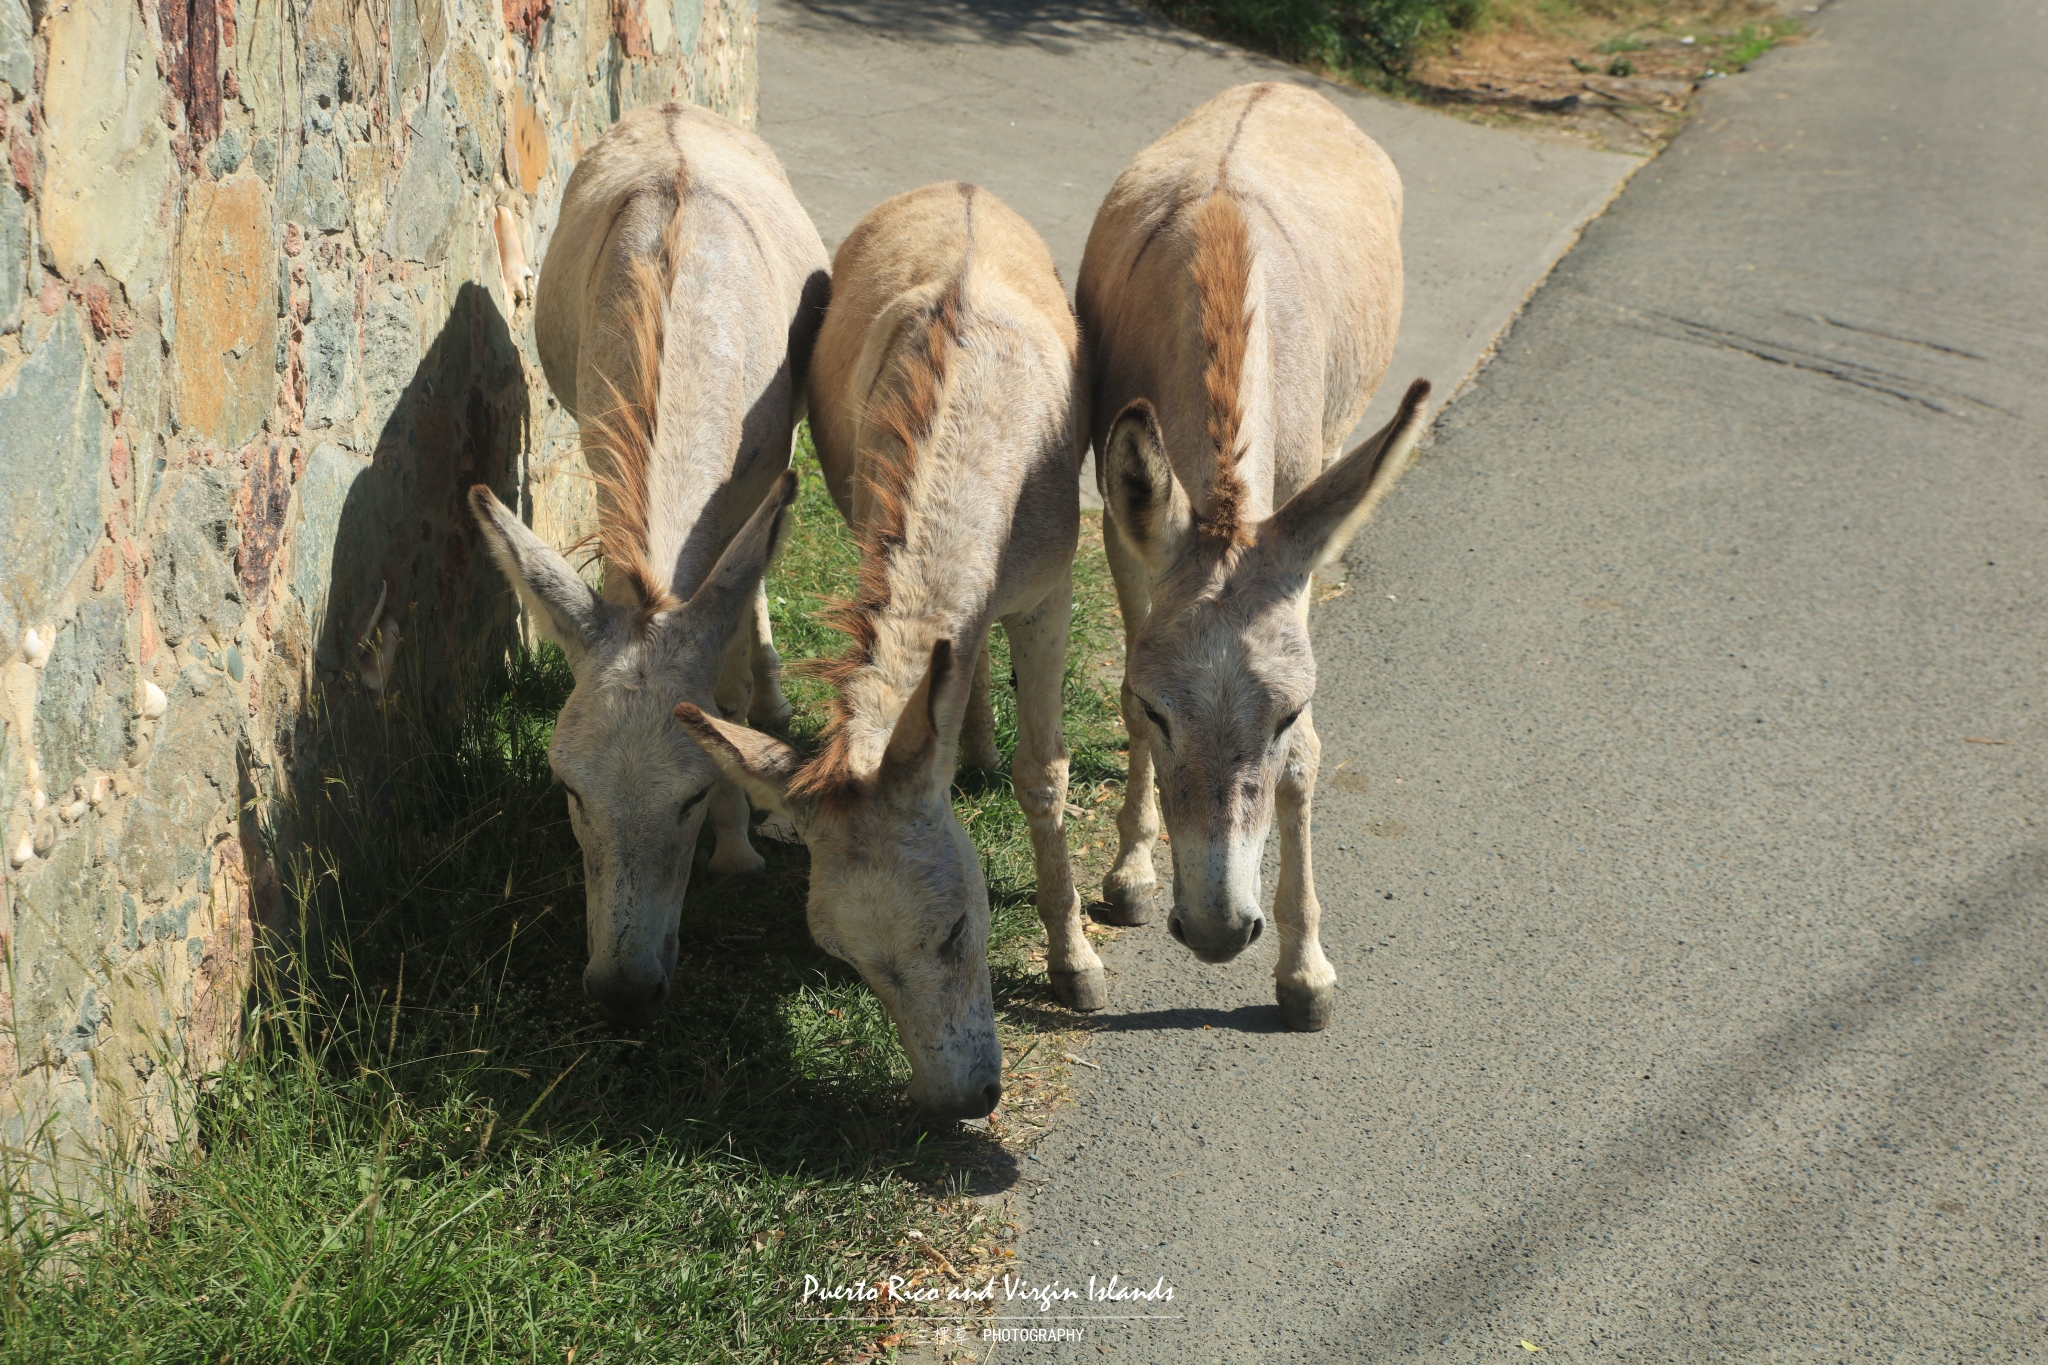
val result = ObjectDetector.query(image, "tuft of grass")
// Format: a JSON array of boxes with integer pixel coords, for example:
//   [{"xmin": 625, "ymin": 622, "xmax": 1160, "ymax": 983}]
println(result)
[
  {"xmin": 1719, "ymin": 21, "xmax": 1791, "ymax": 69},
  {"xmin": 0, "ymin": 428, "xmax": 1129, "ymax": 1363}
]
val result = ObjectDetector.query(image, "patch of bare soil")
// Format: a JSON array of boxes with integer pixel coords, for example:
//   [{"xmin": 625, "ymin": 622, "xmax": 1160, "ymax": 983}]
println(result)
[{"xmin": 1411, "ymin": 2, "xmax": 1813, "ymax": 153}]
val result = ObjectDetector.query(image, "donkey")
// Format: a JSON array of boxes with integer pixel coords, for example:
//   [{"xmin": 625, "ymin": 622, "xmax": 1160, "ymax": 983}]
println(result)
[
  {"xmin": 468, "ymin": 103, "xmax": 829, "ymax": 1027},
  {"xmin": 675, "ymin": 182, "xmax": 1096, "ymax": 1119},
  {"xmin": 1077, "ymin": 82, "xmax": 1432, "ymax": 1031}
]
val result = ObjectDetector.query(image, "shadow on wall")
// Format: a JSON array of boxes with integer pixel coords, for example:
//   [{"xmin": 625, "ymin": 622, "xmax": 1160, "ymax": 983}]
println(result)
[
  {"xmin": 294, "ymin": 280, "xmax": 528, "ymax": 741},
  {"xmin": 0, "ymin": 280, "xmax": 529, "ymax": 1196}
]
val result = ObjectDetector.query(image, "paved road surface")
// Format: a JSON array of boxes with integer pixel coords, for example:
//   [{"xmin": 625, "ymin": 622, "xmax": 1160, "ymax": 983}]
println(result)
[
  {"xmin": 757, "ymin": 0, "xmax": 1636, "ymax": 483},
  {"xmin": 993, "ymin": 1, "xmax": 2048, "ymax": 1360}
]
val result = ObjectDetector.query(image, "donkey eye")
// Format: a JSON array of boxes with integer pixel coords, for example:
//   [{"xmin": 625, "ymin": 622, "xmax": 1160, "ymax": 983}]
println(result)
[
  {"xmin": 1141, "ymin": 702, "xmax": 1172, "ymax": 742},
  {"xmin": 941, "ymin": 914, "xmax": 968, "ymax": 954},
  {"xmin": 1274, "ymin": 710, "xmax": 1302, "ymax": 740},
  {"xmin": 678, "ymin": 787, "xmax": 710, "ymax": 823}
]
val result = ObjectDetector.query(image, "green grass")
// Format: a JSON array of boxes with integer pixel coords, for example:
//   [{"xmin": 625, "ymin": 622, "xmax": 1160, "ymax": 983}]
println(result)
[
  {"xmin": 1151, "ymin": 1, "xmax": 1797, "ymax": 84},
  {"xmin": 0, "ymin": 429, "xmax": 1130, "ymax": 1363},
  {"xmin": 1718, "ymin": 21, "xmax": 1791, "ymax": 69},
  {"xmin": 1149, "ymin": 0, "xmax": 1487, "ymax": 80}
]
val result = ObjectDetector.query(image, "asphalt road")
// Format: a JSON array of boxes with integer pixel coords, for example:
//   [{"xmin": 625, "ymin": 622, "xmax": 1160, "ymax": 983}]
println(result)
[{"xmin": 989, "ymin": 1, "xmax": 2048, "ymax": 1360}]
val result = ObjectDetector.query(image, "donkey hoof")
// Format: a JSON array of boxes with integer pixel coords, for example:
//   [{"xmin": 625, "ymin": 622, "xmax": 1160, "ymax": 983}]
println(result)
[
  {"xmin": 1049, "ymin": 968, "xmax": 1109, "ymax": 1013},
  {"xmin": 709, "ymin": 845, "xmax": 767, "ymax": 878},
  {"xmin": 1092, "ymin": 880, "xmax": 1165, "ymax": 927},
  {"xmin": 1276, "ymin": 981, "xmax": 1334, "ymax": 1032}
]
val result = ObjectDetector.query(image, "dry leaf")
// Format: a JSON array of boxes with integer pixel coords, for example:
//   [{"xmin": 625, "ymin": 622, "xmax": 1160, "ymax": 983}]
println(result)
[{"xmin": 916, "ymin": 1242, "xmax": 962, "ymax": 1280}]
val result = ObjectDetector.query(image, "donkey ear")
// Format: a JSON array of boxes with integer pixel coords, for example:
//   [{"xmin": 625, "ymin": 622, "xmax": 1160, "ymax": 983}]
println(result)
[
  {"xmin": 880, "ymin": 638, "xmax": 967, "ymax": 799},
  {"xmin": 674, "ymin": 702, "xmax": 808, "ymax": 815},
  {"xmin": 1100, "ymin": 399, "xmax": 1194, "ymax": 577},
  {"xmin": 469, "ymin": 486, "xmax": 609, "ymax": 656},
  {"xmin": 1260, "ymin": 379, "xmax": 1431, "ymax": 580},
  {"xmin": 679, "ymin": 468, "xmax": 799, "ymax": 633}
]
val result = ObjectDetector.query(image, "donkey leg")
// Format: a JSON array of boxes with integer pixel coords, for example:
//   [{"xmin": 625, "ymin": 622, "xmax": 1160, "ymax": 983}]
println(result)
[
  {"xmin": 707, "ymin": 619, "xmax": 767, "ymax": 877},
  {"xmin": 746, "ymin": 581, "xmax": 793, "ymax": 732},
  {"xmin": 960, "ymin": 643, "xmax": 1002, "ymax": 773},
  {"xmin": 1005, "ymin": 577, "xmax": 1106, "ymax": 1012},
  {"xmin": 1098, "ymin": 524, "xmax": 1167, "ymax": 926},
  {"xmin": 705, "ymin": 781, "xmax": 766, "ymax": 876},
  {"xmin": 1273, "ymin": 705, "xmax": 1336, "ymax": 1030}
]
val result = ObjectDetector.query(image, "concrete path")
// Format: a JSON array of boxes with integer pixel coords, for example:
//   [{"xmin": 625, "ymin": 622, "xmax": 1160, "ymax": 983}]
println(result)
[
  {"xmin": 986, "ymin": 0, "xmax": 2048, "ymax": 1360},
  {"xmin": 757, "ymin": 0, "xmax": 1638, "ymax": 487}
]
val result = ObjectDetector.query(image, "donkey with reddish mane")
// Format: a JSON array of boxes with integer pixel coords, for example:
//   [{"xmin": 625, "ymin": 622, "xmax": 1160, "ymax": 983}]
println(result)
[
  {"xmin": 1079, "ymin": 83, "xmax": 1433, "ymax": 1031},
  {"xmin": 468, "ymin": 103, "xmax": 829, "ymax": 1027},
  {"xmin": 675, "ymin": 181, "xmax": 1096, "ymax": 1118}
]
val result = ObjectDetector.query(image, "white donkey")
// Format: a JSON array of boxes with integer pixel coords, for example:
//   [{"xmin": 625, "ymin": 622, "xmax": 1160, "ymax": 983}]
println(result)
[
  {"xmin": 1079, "ymin": 83, "xmax": 1432, "ymax": 1031},
  {"xmin": 675, "ymin": 182, "xmax": 1096, "ymax": 1119},
  {"xmin": 468, "ymin": 103, "xmax": 829, "ymax": 1027}
]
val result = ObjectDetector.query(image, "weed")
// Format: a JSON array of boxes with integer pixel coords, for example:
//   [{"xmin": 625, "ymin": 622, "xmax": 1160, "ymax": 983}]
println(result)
[
  {"xmin": 1721, "ymin": 22, "xmax": 1790, "ymax": 69},
  {"xmin": 1151, "ymin": 0, "xmax": 1487, "ymax": 79}
]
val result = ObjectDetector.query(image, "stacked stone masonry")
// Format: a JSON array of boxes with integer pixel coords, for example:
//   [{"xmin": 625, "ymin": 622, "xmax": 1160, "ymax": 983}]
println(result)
[{"xmin": 0, "ymin": 0, "xmax": 756, "ymax": 1185}]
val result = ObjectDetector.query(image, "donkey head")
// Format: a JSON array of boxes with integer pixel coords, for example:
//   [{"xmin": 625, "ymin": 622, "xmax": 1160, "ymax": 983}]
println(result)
[
  {"xmin": 467, "ymin": 471, "xmax": 798, "ymax": 1027},
  {"xmin": 674, "ymin": 639, "xmax": 1003, "ymax": 1120},
  {"xmin": 1101, "ymin": 379, "xmax": 1431, "ymax": 963}
]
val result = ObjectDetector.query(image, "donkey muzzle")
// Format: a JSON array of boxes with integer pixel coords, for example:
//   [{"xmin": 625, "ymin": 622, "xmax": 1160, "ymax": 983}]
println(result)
[
  {"xmin": 584, "ymin": 962, "xmax": 672, "ymax": 1028},
  {"xmin": 1168, "ymin": 905, "xmax": 1265, "ymax": 963}
]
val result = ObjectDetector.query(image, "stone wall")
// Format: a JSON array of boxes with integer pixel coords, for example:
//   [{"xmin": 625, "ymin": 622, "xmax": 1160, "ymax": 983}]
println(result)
[{"xmin": 0, "ymin": 0, "xmax": 755, "ymax": 1186}]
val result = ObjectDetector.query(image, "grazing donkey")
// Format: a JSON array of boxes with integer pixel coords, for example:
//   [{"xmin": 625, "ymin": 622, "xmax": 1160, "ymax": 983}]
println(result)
[
  {"xmin": 1078, "ymin": 82, "xmax": 1432, "ymax": 1031},
  {"xmin": 468, "ymin": 103, "xmax": 829, "ymax": 1027},
  {"xmin": 675, "ymin": 182, "xmax": 1095, "ymax": 1119}
]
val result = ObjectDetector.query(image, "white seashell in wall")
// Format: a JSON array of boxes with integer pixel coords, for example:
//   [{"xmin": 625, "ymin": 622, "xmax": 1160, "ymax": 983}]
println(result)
[{"xmin": 142, "ymin": 680, "xmax": 169, "ymax": 719}]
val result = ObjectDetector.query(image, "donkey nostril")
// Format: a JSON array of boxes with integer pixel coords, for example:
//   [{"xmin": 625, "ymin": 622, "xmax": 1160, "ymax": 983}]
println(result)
[
  {"xmin": 1168, "ymin": 916, "xmax": 1187, "ymax": 946},
  {"xmin": 1247, "ymin": 917, "xmax": 1264, "ymax": 945},
  {"xmin": 647, "ymin": 977, "xmax": 669, "ymax": 1008},
  {"xmin": 981, "ymin": 1081, "xmax": 1002, "ymax": 1112}
]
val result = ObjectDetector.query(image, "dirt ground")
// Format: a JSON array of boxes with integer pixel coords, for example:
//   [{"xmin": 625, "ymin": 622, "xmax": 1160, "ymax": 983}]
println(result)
[{"xmin": 1411, "ymin": 2, "xmax": 1817, "ymax": 154}]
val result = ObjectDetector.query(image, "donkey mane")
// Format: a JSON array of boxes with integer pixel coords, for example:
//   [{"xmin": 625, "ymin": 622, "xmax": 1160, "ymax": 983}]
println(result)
[
  {"xmin": 792, "ymin": 277, "xmax": 969, "ymax": 802},
  {"xmin": 572, "ymin": 167, "xmax": 691, "ymax": 627},
  {"xmin": 1188, "ymin": 191, "xmax": 1257, "ymax": 549}
]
